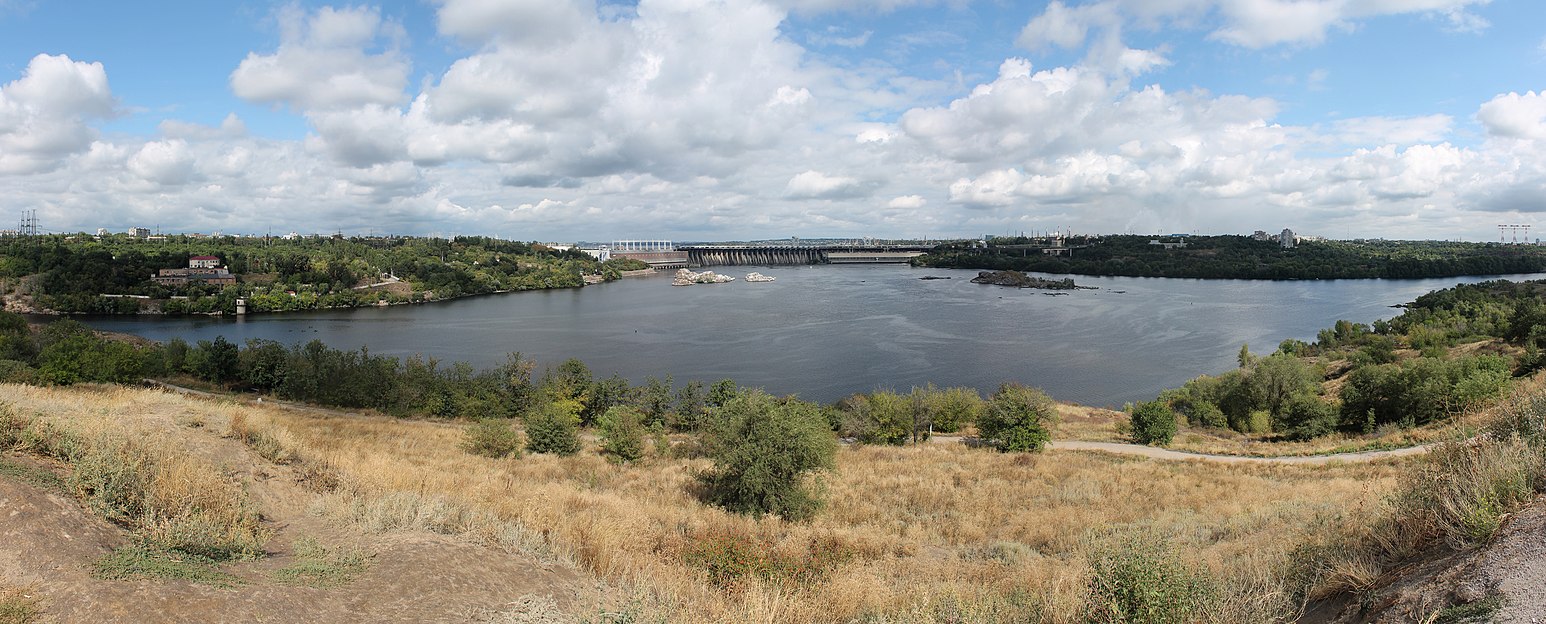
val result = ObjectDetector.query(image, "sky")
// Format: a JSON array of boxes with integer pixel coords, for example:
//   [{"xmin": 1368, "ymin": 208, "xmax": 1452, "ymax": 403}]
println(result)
[{"xmin": 0, "ymin": 0, "xmax": 1544, "ymax": 242}]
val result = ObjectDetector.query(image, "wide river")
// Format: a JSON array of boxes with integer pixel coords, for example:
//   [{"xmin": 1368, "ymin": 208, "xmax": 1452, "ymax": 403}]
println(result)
[{"xmin": 78, "ymin": 266, "xmax": 1542, "ymax": 407}]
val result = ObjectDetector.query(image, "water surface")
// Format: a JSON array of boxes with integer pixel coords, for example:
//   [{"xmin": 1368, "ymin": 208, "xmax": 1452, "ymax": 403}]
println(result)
[{"xmin": 78, "ymin": 266, "xmax": 1537, "ymax": 407}]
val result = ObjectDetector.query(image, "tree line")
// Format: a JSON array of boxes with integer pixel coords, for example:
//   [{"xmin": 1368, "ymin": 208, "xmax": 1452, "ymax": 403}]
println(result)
[
  {"xmin": 0, "ymin": 234, "xmax": 646, "ymax": 315},
  {"xmin": 0, "ymin": 309, "xmax": 1056, "ymax": 522},
  {"xmin": 916, "ymin": 235, "xmax": 1546, "ymax": 280}
]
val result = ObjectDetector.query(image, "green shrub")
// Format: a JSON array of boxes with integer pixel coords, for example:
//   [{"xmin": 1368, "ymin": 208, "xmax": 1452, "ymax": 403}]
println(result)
[
  {"xmin": 977, "ymin": 384, "xmax": 1056, "ymax": 452},
  {"xmin": 1277, "ymin": 394, "xmax": 1338, "ymax": 441},
  {"xmin": 0, "ymin": 360, "xmax": 35, "ymax": 385},
  {"xmin": 1083, "ymin": 532, "xmax": 1218, "ymax": 624},
  {"xmin": 461, "ymin": 419, "xmax": 523, "ymax": 459},
  {"xmin": 599, "ymin": 406, "xmax": 646, "ymax": 463},
  {"xmin": 1129, "ymin": 400, "xmax": 1177, "ymax": 446},
  {"xmin": 524, "ymin": 403, "xmax": 581, "ymax": 456},
  {"xmin": 926, "ymin": 386, "xmax": 984, "ymax": 433},
  {"xmin": 697, "ymin": 390, "xmax": 836, "ymax": 520}
]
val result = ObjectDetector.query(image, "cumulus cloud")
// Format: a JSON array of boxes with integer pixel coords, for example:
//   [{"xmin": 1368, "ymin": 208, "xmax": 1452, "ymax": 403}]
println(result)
[
  {"xmin": 230, "ymin": 5, "xmax": 408, "ymax": 111},
  {"xmin": 5, "ymin": 0, "xmax": 1544, "ymax": 242},
  {"xmin": 786, "ymin": 170, "xmax": 866, "ymax": 199},
  {"xmin": 1478, "ymin": 91, "xmax": 1546, "ymax": 140},
  {"xmin": 127, "ymin": 139, "xmax": 196, "ymax": 186},
  {"xmin": 0, "ymin": 54, "xmax": 114, "ymax": 174},
  {"xmin": 1019, "ymin": 0, "xmax": 1491, "ymax": 51}
]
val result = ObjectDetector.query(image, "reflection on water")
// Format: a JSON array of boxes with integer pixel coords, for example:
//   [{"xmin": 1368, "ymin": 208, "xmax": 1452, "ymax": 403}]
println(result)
[{"xmin": 76, "ymin": 266, "xmax": 1541, "ymax": 407}]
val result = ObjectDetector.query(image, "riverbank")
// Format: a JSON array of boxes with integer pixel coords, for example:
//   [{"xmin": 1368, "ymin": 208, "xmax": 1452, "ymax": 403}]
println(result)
[{"xmin": 916, "ymin": 234, "xmax": 1546, "ymax": 280}]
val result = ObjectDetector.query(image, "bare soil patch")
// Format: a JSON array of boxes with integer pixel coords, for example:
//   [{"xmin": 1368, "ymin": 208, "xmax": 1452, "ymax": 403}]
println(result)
[{"xmin": 0, "ymin": 386, "xmax": 595, "ymax": 624}]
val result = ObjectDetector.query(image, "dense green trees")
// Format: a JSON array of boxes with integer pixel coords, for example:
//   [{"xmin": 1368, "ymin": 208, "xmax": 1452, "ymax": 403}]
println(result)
[
  {"xmin": 0, "ymin": 234, "xmax": 612, "ymax": 315},
  {"xmin": 1152, "ymin": 279, "xmax": 1535, "ymax": 440},
  {"xmin": 697, "ymin": 390, "xmax": 837, "ymax": 520},
  {"xmin": 917, "ymin": 236, "xmax": 1546, "ymax": 281}
]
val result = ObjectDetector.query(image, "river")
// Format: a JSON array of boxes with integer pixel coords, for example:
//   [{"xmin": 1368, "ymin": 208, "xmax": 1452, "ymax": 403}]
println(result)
[{"xmin": 74, "ymin": 266, "xmax": 1541, "ymax": 407}]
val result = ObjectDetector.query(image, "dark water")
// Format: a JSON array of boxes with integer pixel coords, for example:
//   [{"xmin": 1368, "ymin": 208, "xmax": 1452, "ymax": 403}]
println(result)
[{"xmin": 75, "ymin": 266, "xmax": 1541, "ymax": 407}]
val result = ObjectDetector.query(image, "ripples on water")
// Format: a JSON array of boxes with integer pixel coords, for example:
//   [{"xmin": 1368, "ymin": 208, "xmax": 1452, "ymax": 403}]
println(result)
[{"xmin": 78, "ymin": 266, "xmax": 1543, "ymax": 407}]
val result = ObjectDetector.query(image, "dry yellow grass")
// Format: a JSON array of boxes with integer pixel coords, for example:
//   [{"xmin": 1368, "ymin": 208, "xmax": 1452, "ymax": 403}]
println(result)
[
  {"xmin": 1, "ymin": 384, "xmax": 1410, "ymax": 622},
  {"xmin": 2, "ymin": 385, "xmax": 265, "ymax": 558}
]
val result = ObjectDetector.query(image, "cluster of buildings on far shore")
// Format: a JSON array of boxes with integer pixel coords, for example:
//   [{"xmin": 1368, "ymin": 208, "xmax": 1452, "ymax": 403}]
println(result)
[
  {"xmin": 1251, "ymin": 228, "xmax": 1324, "ymax": 249},
  {"xmin": 150, "ymin": 256, "xmax": 235, "ymax": 287}
]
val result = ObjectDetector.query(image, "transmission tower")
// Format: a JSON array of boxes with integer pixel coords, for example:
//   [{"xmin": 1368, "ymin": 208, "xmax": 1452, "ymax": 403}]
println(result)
[
  {"xmin": 19, "ymin": 209, "xmax": 38, "ymax": 236},
  {"xmin": 1499, "ymin": 224, "xmax": 1532, "ymax": 244}
]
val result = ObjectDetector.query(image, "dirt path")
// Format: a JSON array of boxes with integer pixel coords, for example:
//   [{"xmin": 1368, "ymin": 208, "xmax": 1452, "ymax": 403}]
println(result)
[
  {"xmin": 2, "ymin": 386, "xmax": 592, "ymax": 623},
  {"xmin": 931, "ymin": 436, "xmax": 1434, "ymax": 464}
]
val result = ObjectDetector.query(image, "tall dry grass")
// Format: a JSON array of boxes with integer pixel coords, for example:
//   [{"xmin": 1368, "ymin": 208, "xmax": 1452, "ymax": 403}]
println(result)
[
  {"xmin": 0, "ymin": 384, "xmax": 1415, "ymax": 622},
  {"xmin": 0, "ymin": 386, "xmax": 265, "ymax": 560},
  {"xmin": 214, "ymin": 393, "xmax": 1399, "ymax": 622}
]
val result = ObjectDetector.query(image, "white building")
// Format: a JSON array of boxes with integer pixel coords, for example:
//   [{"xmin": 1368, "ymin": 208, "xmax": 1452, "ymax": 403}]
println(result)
[{"xmin": 1280, "ymin": 228, "xmax": 1297, "ymax": 249}]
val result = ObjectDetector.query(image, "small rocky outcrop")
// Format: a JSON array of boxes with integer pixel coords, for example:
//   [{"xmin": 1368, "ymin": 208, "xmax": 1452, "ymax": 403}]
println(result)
[{"xmin": 970, "ymin": 270, "xmax": 1089, "ymax": 290}]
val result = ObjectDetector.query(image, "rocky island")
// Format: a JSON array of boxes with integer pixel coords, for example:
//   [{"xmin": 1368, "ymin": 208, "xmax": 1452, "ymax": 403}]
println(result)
[{"xmin": 970, "ymin": 270, "xmax": 1091, "ymax": 290}]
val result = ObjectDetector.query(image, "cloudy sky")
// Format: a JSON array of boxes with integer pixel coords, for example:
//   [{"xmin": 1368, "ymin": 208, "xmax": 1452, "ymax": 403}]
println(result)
[{"xmin": 0, "ymin": 0, "xmax": 1543, "ymax": 241}]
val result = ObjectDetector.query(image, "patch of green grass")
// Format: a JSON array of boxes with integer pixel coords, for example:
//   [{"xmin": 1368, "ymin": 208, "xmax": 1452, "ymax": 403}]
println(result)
[
  {"xmin": 92, "ymin": 544, "xmax": 243, "ymax": 588},
  {"xmin": 270, "ymin": 537, "xmax": 369, "ymax": 588},
  {"xmin": 0, "ymin": 456, "xmax": 65, "ymax": 493},
  {"xmin": 0, "ymin": 586, "xmax": 41, "ymax": 624},
  {"xmin": 1433, "ymin": 595, "xmax": 1505, "ymax": 624}
]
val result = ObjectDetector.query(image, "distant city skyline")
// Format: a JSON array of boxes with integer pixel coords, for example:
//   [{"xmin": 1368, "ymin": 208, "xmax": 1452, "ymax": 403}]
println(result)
[{"xmin": 1, "ymin": 1, "xmax": 1543, "ymax": 241}]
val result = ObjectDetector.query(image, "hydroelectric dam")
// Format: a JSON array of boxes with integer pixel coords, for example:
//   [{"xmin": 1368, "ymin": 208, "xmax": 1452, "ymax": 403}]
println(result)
[{"xmin": 609, "ymin": 242, "xmax": 935, "ymax": 268}]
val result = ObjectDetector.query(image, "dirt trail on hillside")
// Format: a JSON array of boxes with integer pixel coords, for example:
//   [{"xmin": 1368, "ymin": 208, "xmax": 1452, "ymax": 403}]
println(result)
[{"xmin": 0, "ymin": 392, "xmax": 592, "ymax": 623}]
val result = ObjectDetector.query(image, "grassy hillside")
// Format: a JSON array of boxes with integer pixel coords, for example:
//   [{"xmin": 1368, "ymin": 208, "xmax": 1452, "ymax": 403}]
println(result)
[{"xmin": 1, "ymin": 383, "xmax": 1405, "ymax": 622}]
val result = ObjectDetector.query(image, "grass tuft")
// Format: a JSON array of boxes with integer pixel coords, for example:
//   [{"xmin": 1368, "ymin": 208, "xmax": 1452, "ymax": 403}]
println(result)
[
  {"xmin": 93, "ymin": 544, "xmax": 243, "ymax": 588},
  {"xmin": 271, "ymin": 536, "xmax": 370, "ymax": 588},
  {"xmin": 0, "ymin": 585, "xmax": 41, "ymax": 624},
  {"xmin": 0, "ymin": 456, "xmax": 65, "ymax": 493}
]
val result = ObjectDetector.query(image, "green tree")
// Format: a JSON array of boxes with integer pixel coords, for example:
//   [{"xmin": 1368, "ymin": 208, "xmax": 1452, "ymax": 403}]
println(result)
[
  {"xmin": 1277, "ymin": 394, "xmax": 1338, "ymax": 441},
  {"xmin": 978, "ymin": 384, "xmax": 1057, "ymax": 452},
  {"xmin": 1129, "ymin": 400, "xmax": 1177, "ymax": 446},
  {"xmin": 524, "ymin": 401, "xmax": 582, "ymax": 455},
  {"xmin": 599, "ymin": 406, "xmax": 647, "ymax": 463},
  {"xmin": 697, "ymin": 390, "xmax": 837, "ymax": 520},
  {"xmin": 926, "ymin": 386, "xmax": 983, "ymax": 433}
]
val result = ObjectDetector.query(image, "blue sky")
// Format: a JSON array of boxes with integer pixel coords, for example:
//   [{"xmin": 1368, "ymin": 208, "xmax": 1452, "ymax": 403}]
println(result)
[{"xmin": 0, "ymin": 0, "xmax": 1543, "ymax": 240}]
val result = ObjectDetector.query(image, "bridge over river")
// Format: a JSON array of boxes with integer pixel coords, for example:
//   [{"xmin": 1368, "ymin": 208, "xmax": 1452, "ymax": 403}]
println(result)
[{"xmin": 614, "ymin": 244, "xmax": 935, "ymax": 267}]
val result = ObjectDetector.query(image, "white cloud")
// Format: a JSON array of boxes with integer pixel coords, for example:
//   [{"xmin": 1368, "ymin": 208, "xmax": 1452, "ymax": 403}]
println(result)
[
  {"xmin": 127, "ymin": 139, "xmax": 195, "ymax": 186},
  {"xmin": 786, "ymin": 170, "xmax": 865, "ymax": 199},
  {"xmin": 230, "ymin": 5, "xmax": 408, "ymax": 111},
  {"xmin": 1019, "ymin": 0, "xmax": 1491, "ymax": 51},
  {"xmin": 1478, "ymin": 91, "xmax": 1546, "ymax": 140},
  {"xmin": 0, "ymin": 54, "xmax": 114, "ymax": 174},
  {"xmin": 888, "ymin": 194, "xmax": 926, "ymax": 209}
]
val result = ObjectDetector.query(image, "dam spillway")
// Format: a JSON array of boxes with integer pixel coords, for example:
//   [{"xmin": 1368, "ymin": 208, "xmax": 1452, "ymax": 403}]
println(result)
[{"xmin": 678, "ymin": 245, "xmax": 930, "ymax": 266}]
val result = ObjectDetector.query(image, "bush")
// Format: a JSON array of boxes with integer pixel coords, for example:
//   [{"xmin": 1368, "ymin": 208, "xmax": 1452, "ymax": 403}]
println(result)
[
  {"xmin": 1129, "ymin": 400, "xmax": 1177, "ymax": 446},
  {"xmin": 1277, "ymin": 394, "xmax": 1338, "ymax": 441},
  {"xmin": 523, "ymin": 403, "xmax": 581, "ymax": 456},
  {"xmin": 978, "ymin": 384, "xmax": 1057, "ymax": 452},
  {"xmin": 461, "ymin": 419, "xmax": 523, "ymax": 459},
  {"xmin": 927, "ymin": 386, "xmax": 984, "ymax": 433},
  {"xmin": 697, "ymin": 390, "xmax": 836, "ymax": 520},
  {"xmin": 1083, "ymin": 532, "xmax": 1219, "ymax": 624},
  {"xmin": 598, "ymin": 406, "xmax": 646, "ymax": 463}
]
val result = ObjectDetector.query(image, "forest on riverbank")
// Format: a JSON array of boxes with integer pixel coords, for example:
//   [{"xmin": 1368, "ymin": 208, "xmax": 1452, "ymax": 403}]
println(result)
[
  {"xmin": 915, "ymin": 235, "xmax": 1546, "ymax": 280},
  {"xmin": 0, "ymin": 234, "xmax": 646, "ymax": 315}
]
